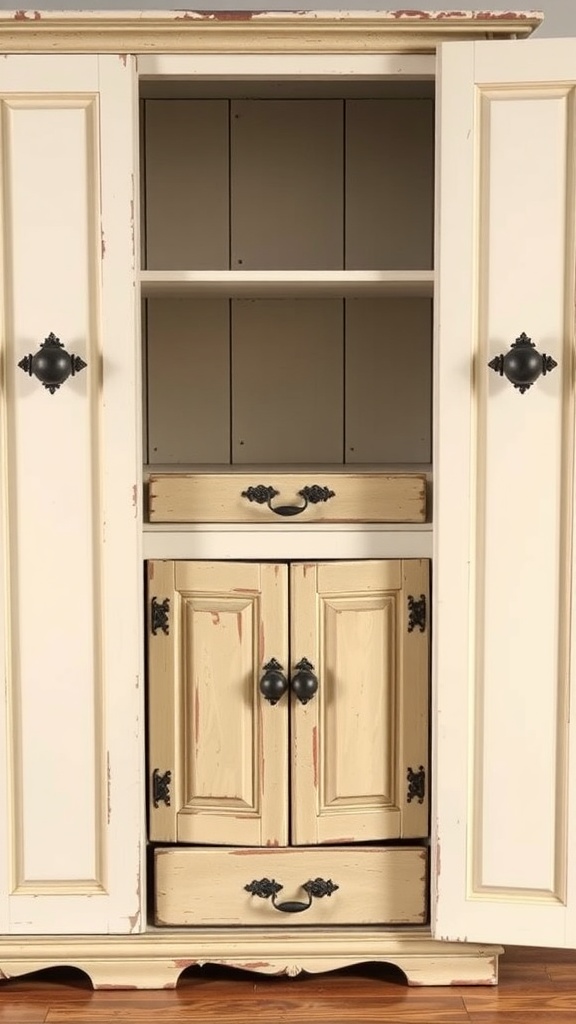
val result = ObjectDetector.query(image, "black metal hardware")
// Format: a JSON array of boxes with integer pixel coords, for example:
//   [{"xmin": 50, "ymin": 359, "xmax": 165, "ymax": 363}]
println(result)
[
  {"xmin": 241, "ymin": 484, "xmax": 335, "ymax": 518},
  {"xmin": 407, "ymin": 595, "xmax": 426, "ymax": 633},
  {"xmin": 152, "ymin": 769, "xmax": 172, "ymax": 808},
  {"xmin": 488, "ymin": 332, "xmax": 557, "ymax": 394},
  {"xmin": 245, "ymin": 876, "xmax": 339, "ymax": 913},
  {"xmin": 151, "ymin": 597, "xmax": 170, "ymax": 636},
  {"xmin": 18, "ymin": 332, "xmax": 87, "ymax": 394},
  {"xmin": 291, "ymin": 658, "xmax": 319, "ymax": 705},
  {"xmin": 407, "ymin": 766, "xmax": 426, "ymax": 804},
  {"xmin": 259, "ymin": 658, "xmax": 289, "ymax": 705}
]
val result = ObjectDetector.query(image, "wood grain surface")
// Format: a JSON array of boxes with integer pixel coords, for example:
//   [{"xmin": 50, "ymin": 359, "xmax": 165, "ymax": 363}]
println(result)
[{"xmin": 0, "ymin": 947, "xmax": 575, "ymax": 1023}]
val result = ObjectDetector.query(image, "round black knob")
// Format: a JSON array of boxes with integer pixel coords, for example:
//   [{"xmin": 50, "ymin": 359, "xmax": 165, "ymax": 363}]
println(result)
[
  {"xmin": 259, "ymin": 659, "xmax": 288, "ymax": 705},
  {"xmin": 488, "ymin": 332, "xmax": 557, "ymax": 394},
  {"xmin": 18, "ymin": 332, "xmax": 87, "ymax": 395},
  {"xmin": 291, "ymin": 658, "xmax": 319, "ymax": 705}
]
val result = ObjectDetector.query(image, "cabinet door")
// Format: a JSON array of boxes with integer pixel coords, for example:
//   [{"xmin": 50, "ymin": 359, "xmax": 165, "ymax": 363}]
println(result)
[
  {"xmin": 290, "ymin": 560, "xmax": 429, "ymax": 846},
  {"xmin": 148, "ymin": 561, "xmax": 289, "ymax": 847},
  {"xmin": 0, "ymin": 56, "xmax": 140, "ymax": 934},
  {"xmin": 435, "ymin": 38, "xmax": 576, "ymax": 947}
]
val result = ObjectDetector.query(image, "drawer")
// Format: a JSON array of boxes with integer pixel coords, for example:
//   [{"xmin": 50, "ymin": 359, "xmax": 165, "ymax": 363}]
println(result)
[
  {"xmin": 154, "ymin": 846, "xmax": 428, "ymax": 927},
  {"xmin": 148, "ymin": 472, "xmax": 427, "ymax": 523}
]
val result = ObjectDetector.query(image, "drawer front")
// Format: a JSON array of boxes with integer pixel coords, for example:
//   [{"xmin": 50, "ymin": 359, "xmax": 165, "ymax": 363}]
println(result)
[
  {"xmin": 148, "ymin": 473, "xmax": 427, "ymax": 523},
  {"xmin": 154, "ymin": 846, "xmax": 427, "ymax": 927}
]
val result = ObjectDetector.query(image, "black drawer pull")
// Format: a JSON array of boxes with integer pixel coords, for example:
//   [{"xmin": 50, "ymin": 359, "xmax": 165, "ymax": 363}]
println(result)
[
  {"xmin": 241, "ymin": 484, "xmax": 335, "ymax": 517},
  {"xmin": 244, "ymin": 877, "xmax": 339, "ymax": 913}
]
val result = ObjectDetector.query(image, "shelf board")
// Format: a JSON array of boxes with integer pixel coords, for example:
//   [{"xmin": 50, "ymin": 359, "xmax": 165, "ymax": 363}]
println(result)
[
  {"xmin": 142, "ymin": 523, "xmax": 433, "ymax": 561},
  {"xmin": 140, "ymin": 270, "xmax": 434, "ymax": 299}
]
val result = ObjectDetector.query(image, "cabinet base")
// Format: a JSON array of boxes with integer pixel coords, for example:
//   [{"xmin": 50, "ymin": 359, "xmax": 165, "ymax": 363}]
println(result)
[{"xmin": 0, "ymin": 928, "xmax": 502, "ymax": 989}]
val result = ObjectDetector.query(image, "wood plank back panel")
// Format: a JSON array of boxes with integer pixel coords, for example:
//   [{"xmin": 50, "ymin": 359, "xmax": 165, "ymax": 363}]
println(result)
[
  {"xmin": 144, "ymin": 100, "xmax": 229, "ymax": 269},
  {"xmin": 146, "ymin": 299, "xmax": 230, "ymax": 464},
  {"xmin": 231, "ymin": 100, "xmax": 343, "ymax": 269},
  {"xmin": 345, "ymin": 98, "xmax": 434, "ymax": 270}
]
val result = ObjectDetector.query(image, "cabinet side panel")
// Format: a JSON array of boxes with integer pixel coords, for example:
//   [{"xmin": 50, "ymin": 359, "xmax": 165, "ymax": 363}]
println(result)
[{"xmin": 144, "ymin": 100, "xmax": 229, "ymax": 270}]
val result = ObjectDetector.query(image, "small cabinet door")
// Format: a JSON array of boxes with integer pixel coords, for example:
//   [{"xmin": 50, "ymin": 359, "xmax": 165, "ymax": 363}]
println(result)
[
  {"xmin": 435, "ymin": 37, "xmax": 576, "ymax": 947},
  {"xmin": 148, "ymin": 559, "xmax": 429, "ymax": 848},
  {"xmin": 148, "ymin": 561, "xmax": 289, "ymax": 846},
  {"xmin": 290, "ymin": 560, "xmax": 429, "ymax": 845}
]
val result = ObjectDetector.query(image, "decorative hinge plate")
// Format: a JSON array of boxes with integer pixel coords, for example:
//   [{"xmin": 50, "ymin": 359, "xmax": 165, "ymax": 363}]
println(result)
[
  {"xmin": 407, "ymin": 765, "xmax": 426, "ymax": 804},
  {"xmin": 152, "ymin": 768, "xmax": 172, "ymax": 808},
  {"xmin": 407, "ymin": 594, "xmax": 426, "ymax": 633},
  {"xmin": 151, "ymin": 596, "xmax": 170, "ymax": 635}
]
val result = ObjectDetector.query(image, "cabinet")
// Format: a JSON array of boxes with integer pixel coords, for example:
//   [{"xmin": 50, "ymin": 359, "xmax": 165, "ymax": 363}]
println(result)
[{"xmin": 1, "ymin": 7, "xmax": 573, "ymax": 991}]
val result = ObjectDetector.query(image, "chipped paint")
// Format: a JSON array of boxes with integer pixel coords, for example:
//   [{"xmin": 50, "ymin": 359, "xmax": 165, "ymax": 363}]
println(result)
[
  {"xmin": 107, "ymin": 752, "xmax": 112, "ymax": 824},
  {"xmin": 259, "ymin": 620, "xmax": 265, "ymax": 664},
  {"xmin": 148, "ymin": 562, "xmax": 154, "ymax": 581},
  {"xmin": 101, "ymin": 230, "xmax": 106, "ymax": 260},
  {"xmin": 119, "ymin": 52, "xmax": 127, "ymax": 66},
  {"xmin": 173, "ymin": 958, "xmax": 198, "ymax": 969},
  {"xmin": 312, "ymin": 725, "xmax": 318, "ymax": 789},
  {"xmin": 195, "ymin": 688, "xmax": 200, "ymax": 747},
  {"xmin": 211, "ymin": 611, "xmax": 220, "ymax": 626},
  {"xmin": 183, "ymin": 9, "xmax": 256, "ymax": 20},
  {"xmin": 14, "ymin": 10, "xmax": 41, "ymax": 20},
  {"xmin": 132, "ymin": 484, "xmax": 138, "ymax": 516},
  {"xmin": 390, "ymin": 8, "xmax": 537, "ymax": 19},
  {"xmin": 266, "ymin": 837, "xmax": 279, "ymax": 847},
  {"xmin": 241, "ymin": 961, "xmax": 272, "ymax": 969},
  {"xmin": 236, "ymin": 610, "xmax": 243, "ymax": 643},
  {"xmin": 96, "ymin": 983, "xmax": 139, "ymax": 990}
]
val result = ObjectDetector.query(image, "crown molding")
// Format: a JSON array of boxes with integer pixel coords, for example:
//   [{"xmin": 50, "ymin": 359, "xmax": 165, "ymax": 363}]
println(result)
[{"xmin": 0, "ymin": 10, "xmax": 544, "ymax": 54}]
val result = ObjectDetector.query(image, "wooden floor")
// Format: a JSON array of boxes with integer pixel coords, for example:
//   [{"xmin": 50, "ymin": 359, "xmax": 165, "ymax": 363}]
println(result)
[{"xmin": 1, "ymin": 947, "xmax": 576, "ymax": 1022}]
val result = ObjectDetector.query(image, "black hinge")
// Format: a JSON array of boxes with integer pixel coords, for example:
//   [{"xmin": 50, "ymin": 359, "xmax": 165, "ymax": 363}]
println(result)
[
  {"xmin": 152, "ymin": 768, "xmax": 172, "ymax": 808},
  {"xmin": 407, "ymin": 765, "xmax": 426, "ymax": 804},
  {"xmin": 407, "ymin": 594, "xmax": 426, "ymax": 633},
  {"xmin": 151, "ymin": 596, "xmax": 170, "ymax": 635}
]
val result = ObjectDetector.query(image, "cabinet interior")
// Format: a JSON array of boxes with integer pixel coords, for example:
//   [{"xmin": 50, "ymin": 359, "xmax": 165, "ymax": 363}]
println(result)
[{"xmin": 140, "ymin": 79, "xmax": 435, "ymax": 474}]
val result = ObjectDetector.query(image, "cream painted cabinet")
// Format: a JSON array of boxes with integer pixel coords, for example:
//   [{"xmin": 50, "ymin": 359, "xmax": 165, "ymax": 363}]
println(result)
[
  {"xmin": 3, "ymin": 9, "xmax": 576, "ymax": 991},
  {"xmin": 147, "ymin": 559, "xmax": 429, "ymax": 850}
]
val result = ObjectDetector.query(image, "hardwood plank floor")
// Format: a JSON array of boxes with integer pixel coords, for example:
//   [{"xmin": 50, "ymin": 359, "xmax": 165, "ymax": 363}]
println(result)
[{"xmin": 1, "ymin": 949, "xmax": 575, "ymax": 1023}]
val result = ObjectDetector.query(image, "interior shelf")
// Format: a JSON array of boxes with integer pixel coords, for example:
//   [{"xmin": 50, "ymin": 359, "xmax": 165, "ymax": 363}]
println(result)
[
  {"xmin": 142, "ymin": 523, "xmax": 433, "ymax": 561},
  {"xmin": 140, "ymin": 269, "xmax": 434, "ymax": 298}
]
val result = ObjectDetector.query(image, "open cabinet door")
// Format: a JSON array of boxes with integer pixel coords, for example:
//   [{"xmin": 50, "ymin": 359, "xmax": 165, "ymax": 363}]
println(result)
[
  {"xmin": 0, "ymin": 56, "xmax": 141, "ymax": 934},
  {"xmin": 434, "ymin": 37, "xmax": 576, "ymax": 948}
]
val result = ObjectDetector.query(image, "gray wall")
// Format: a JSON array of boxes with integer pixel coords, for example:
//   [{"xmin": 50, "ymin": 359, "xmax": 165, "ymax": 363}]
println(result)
[{"xmin": 0, "ymin": 3, "xmax": 574, "ymax": 38}]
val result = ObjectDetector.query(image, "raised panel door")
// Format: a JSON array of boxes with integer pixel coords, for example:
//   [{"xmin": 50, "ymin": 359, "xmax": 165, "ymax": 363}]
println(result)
[
  {"xmin": 148, "ymin": 561, "xmax": 289, "ymax": 847},
  {"xmin": 290, "ymin": 560, "xmax": 429, "ymax": 845}
]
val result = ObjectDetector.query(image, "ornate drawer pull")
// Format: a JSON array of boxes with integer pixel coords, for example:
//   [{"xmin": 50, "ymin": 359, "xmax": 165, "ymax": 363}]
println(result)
[
  {"xmin": 241, "ymin": 484, "xmax": 335, "ymax": 517},
  {"xmin": 244, "ymin": 877, "xmax": 339, "ymax": 913}
]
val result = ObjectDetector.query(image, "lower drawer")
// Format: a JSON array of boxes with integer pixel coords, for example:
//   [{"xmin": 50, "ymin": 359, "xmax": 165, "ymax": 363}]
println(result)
[
  {"xmin": 148, "ymin": 472, "xmax": 426, "ymax": 523},
  {"xmin": 155, "ymin": 846, "xmax": 428, "ymax": 927}
]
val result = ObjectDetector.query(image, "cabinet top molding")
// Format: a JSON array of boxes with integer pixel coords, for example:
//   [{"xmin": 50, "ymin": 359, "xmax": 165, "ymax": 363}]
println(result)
[{"xmin": 0, "ymin": 10, "xmax": 543, "ymax": 53}]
